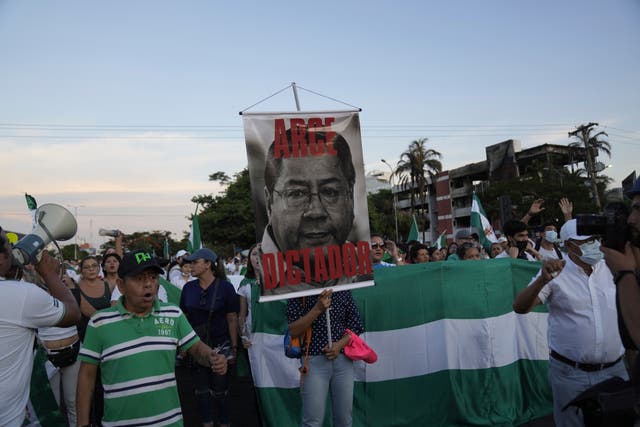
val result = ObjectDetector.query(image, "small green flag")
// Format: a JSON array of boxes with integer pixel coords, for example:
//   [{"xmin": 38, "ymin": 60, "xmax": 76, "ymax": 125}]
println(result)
[
  {"xmin": 436, "ymin": 230, "xmax": 447, "ymax": 250},
  {"xmin": 407, "ymin": 214, "xmax": 419, "ymax": 242},
  {"xmin": 163, "ymin": 238, "xmax": 170, "ymax": 260},
  {"xmin": 25, "ymin": 193, "xmax": 37, "ymax": 210},
  {"xmin": 187, "ymin": 208, "xmax": 202, "ymax": 252}
]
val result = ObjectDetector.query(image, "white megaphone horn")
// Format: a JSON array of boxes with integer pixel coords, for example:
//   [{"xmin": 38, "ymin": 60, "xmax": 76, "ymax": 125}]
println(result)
[{"xmin": 12, "ymin": 203, "xmax": 77, "ymax": 266}]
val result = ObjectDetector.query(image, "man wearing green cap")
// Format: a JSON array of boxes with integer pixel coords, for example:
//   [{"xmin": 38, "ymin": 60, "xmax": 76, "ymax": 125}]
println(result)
[{"xmin": 76, "ymin": 250, "xmax": 227, "ymax": 427}]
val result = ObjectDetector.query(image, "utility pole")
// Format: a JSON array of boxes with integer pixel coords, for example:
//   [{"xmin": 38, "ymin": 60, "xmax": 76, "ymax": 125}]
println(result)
[
  {"xmin": 568, "ymin": 122, "xmax": 601, "ymax": 210},
  {"xmin": 381, "ymin": 159, "xmax": 400, "ymax": 242}
]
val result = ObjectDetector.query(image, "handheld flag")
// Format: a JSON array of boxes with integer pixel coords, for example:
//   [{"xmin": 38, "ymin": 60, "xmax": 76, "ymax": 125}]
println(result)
[
  {"xmin": 407, "ymin": 215, "xmax": 420, "ymax": 242},
  {"xmin": 25, "ymin": 193, "xmax": 37, "ymax": 227},
  {"xmin": 471, "ymin": 193, "xmax": 498, "ymax": 249},
  {"xmin": 187, "ymin": 205, "xmax": 202, "ymax": 252},
  {"xmin": 163, "ymin": 237, "xmax": 170, "ymax": 260},
  {"xmin": 435, "ymin": 230, "xmax": 447, "ymax": 250}
]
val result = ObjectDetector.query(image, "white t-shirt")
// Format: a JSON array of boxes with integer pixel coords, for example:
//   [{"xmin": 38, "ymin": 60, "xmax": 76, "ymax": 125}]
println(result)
[
  {"xmin": 538, "ymin": 246, "xmax": 562, "ymax": 261},
  {"xmin": 0, "ymin": 280, "xmax": 65, "ymax": 427}
]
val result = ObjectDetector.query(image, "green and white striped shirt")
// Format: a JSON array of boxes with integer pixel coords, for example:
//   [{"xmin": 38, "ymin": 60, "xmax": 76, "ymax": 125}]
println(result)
[{"xmin": 79, "ymin": 298, "xmax": 198, "ymax": 427}]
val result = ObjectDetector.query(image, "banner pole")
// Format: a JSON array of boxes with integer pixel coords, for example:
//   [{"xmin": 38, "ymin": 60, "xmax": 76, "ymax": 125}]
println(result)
[
  {"xmin": 291, "ymin": 82, "xmax": 301, "ymax": 111},
  {"xmin": 326, "ymin": 308, "xmax": 333, "ymax": 349}
]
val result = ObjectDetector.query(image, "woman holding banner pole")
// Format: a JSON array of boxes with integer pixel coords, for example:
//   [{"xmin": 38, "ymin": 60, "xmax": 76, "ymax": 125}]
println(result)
[{"xmin": 287, "ymin": 289, "xmax": 364, "ymax": 427}]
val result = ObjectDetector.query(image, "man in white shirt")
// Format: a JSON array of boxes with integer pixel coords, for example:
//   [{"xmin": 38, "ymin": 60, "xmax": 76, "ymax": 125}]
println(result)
[
  {"xmin": 0, "ymin": 227, "xmax": 81, "ymax": 427},
  {"xmin": 513, "ymin": 219, "xmax": 627, "ymax": 427},
  {"xmin": 535, "ymin": 223, "xmax": 564, "ymax": 261}
]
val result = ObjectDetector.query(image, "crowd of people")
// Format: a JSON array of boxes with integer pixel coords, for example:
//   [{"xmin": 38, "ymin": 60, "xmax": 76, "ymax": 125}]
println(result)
[{"xmin": 1, "ymin": 181, "xmax": 640, "ymax": 427}]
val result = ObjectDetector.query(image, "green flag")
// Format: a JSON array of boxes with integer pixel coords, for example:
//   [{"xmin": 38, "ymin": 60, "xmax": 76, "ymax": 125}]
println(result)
[
  {"xmin": 25, "ymin": 193, "xmax": 38, "ymax": 227},
  {"xmin": 435, "ymin": 230, "xmax": 447, "ymax": 250},
  {"xmin": 407, "ymin": 214, "xmax": 419, "ymax": 242},
  {"xmin": 188, "ymin": 211, "xmax": 202, "ymax": 253},
  {"xmin": 471, "ymin": 193, "xmax": 498, "ymax": 249},
  {"xmin": 163, "ymin": 237, "xmax": 170, "ymax": 260},
  {"xmin": 25, "ymin": 193, "xmax": 37, "ymax": 210},
  {"xmin": 248, "ymin": 260, "xmax": 552, "ymax": 426}
]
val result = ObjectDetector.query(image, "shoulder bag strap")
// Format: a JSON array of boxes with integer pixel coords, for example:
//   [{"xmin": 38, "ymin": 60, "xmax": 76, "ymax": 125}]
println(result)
[{"xmin": 204, "ymin": 278, "xmax": 221, "ymax": 346}]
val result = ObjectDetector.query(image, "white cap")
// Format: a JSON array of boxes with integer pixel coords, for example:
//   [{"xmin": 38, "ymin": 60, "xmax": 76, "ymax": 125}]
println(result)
[
  {"xmin": 176, "ymin": 249, "xmax": 188, "ymax": 258},
  {"xmin": 560, "ymin": 219, "xmax": 591, "ymax": 242}
]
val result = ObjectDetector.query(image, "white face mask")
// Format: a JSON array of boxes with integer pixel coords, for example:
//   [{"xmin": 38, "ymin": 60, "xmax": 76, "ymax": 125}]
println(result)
[
  {"xmin": 544, "ymin": 230, "xmax": 558, "ymax": 243},
  {"xmin": 577, "ymin": 240, "xmax": 603, "ymax": 265}
]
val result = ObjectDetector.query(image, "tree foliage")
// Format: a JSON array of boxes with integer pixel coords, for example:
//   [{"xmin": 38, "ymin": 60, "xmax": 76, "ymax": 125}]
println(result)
[
  {"xmin": 193, "ymin": 168, "xmax": 256, "ymax": 256},
  {"xmin": 479, "ymin": 166, "xmax": 610, "ymax": 230},
  {"xmin": 393, "ymin": 138, "xmax": 443, "ymax": 213},
  {"xmin": 367, "ymin": 188, "xmax": 412, "ymax": 239}
]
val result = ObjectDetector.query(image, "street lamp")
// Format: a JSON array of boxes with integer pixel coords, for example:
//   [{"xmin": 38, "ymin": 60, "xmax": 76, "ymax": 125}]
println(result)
[
  {"xmin": 66, "ymin": 204, "xmax": 85, "ymax": 260},
  {"xmin": 381, "ymin": 159, "xmax": 399, "ymax": 242}
]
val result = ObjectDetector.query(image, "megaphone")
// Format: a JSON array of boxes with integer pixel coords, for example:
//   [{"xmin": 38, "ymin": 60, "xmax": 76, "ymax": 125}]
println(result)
[{"xmin": 12, "ymin": 203, "xmax": 77, "ymax": 266}]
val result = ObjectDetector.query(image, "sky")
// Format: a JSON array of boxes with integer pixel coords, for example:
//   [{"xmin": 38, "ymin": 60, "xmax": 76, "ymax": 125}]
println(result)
[{"xmin": 1, "ymin": 0, "xmax": 638, "ymax": 249}]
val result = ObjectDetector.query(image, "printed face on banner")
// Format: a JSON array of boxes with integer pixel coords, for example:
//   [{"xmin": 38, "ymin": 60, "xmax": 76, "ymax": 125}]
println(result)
[{"xmin": 243, "ymin": 112, "xmax": 374, "ymax": 301}]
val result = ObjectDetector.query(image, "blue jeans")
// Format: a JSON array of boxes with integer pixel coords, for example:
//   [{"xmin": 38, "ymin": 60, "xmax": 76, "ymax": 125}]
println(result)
[
  {"xmin": 192, "ymin": 363, "xmax": 230, "ymax": 424},
  {"xmin": 548, "ymin": 356, "xmax": 629, "ymax": 427},
  {"xmin": 301, "ymin": 354, "xmax": 354, "ymax": 427}
]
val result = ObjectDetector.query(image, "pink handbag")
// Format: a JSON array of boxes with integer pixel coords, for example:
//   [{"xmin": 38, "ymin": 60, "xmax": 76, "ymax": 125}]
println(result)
[{"xmin": 343, "ymin": 329, "xmax": 377, "ymax": 364}]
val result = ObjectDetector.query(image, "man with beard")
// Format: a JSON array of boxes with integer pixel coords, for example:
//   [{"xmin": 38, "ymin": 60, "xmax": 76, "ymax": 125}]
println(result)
[{"xmin": 260, "ymin": 130, "xmax": 367, "ymax": 295}]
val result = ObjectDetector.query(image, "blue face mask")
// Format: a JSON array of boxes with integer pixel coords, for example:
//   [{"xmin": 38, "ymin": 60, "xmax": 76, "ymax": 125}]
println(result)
[
  {"xmin": 578, "ymin": 240, "xmax": 603, "ymax": 265},
  {"xmin": 544, "ymin": 230, "xmax": 558, "ymax": 243}
]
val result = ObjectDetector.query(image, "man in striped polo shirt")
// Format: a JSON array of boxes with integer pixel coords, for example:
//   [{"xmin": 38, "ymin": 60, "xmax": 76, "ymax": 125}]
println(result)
[{"xmin": 76, "ymin": 250, "xmax": 227, "ymax": 427}]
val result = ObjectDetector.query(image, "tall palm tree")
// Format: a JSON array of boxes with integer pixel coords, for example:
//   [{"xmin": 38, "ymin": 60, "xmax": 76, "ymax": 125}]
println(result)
[
  {"xmin": 568, "ymin": 124, "xmax": 611, "ymax": 209},
  {"xmin": 392, "ymin": 138, "xmax": 442, "ymax": 239}
]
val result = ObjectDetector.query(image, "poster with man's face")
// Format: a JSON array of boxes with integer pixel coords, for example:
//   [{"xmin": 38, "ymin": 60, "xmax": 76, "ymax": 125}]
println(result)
[{"xmin": 243, "ymin": 111, "xmax": 374, "ymax": 301}]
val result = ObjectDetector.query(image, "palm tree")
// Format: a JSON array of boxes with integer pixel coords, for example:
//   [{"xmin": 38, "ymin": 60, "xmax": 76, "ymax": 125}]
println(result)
[
  {"xmin": 568, "ymin": 123, "xmax": 611, "ymax": 209},
  {"xmin": 392, "ymin": 138, "xmax": 442, "ymax": 240}
]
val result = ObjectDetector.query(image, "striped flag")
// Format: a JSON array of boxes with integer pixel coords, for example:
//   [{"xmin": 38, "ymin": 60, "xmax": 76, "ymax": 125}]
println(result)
[
  {"xmin": 248, "ymin": 260, "xmax": 552, "ymax": 426},
  {"xmin": 435, "ymin": 230, "xmax": 447, "ymax": 250},
  {"xmin": 471, "ymin": 193, "xmax": 498, "ymax": 249}
]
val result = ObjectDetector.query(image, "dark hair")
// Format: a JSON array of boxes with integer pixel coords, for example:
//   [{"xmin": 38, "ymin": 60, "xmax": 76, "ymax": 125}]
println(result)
[
  {"xmin": 502, "ymin": 220, "xmax": 527, "ymax": 238},
  {"xmin": 264, "ymin": 129, "xmax": 356, "ymax": 194},
  {"xmin": 80, "ymin": 255, "xmax": 99, "ymax": 273},
  {"xmin": 244, "ymin": 243, "xmax": 260, "ymax": 279},
  {"xmin": 0, "ymin": 226, "xmax": 7, "ymax": 254},
  {"xmin": 409, "ymin": 244, "xmax": 429, "ymax": 263},
  {"xmin": 202, "ymin": 256, "xmax": 227, "ymax": 280},
  {"xmin": 427, "ymin": 246, "xmax": 439, "ymax": 257},
  {"xmin": 370, "ymin": 233, "xmax": 385, "ymax": 241},
  {"xmin": 101, "ymin": 253, "xmax": 121, "ymax": 269},
  {"xmin": 456, "ymin": 242, "xmax": 477, "ymax": 260}
]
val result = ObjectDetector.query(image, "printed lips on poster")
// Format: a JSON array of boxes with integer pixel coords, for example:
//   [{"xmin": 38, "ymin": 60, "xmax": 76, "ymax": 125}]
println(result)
[{"xmin": 243, "ymin": 111, "xmax": 374, "ymax": 301}]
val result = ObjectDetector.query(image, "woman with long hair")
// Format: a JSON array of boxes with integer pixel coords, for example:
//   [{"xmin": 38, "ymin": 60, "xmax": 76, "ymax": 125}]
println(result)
[{"xmin": 180, "ymin": 248, "xmax": 239, "ymax": 427}]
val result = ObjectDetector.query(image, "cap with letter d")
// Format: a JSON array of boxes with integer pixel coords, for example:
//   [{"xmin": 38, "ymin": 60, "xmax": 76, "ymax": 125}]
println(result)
[{"xmin": 118, "ymin": 250, "xmax": 164, "ymax": 278}]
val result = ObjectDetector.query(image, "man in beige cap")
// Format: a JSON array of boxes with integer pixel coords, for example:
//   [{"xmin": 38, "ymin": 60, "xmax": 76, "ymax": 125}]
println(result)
[{"xmin": 513, "ymin": 219, "xmax": 627, "ymax": 427}]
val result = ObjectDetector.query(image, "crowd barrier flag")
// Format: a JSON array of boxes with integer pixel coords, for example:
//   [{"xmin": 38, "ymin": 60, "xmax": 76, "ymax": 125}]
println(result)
[{"xmin": 248, "ymin": 259, "xmax": 552, "ymax": 426}]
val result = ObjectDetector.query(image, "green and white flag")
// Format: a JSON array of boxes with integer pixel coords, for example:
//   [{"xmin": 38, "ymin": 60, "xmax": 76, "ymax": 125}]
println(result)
[
  {"xmin": 407, "ymin": 214, "xmax": 419, "ymax": 242},
  {"xmin": 248, "ymin": 260, "xmax": 552, "ymax": 426},
  {"xmin": 471, "ymin": 193, "xmax": 498, "ymax": 249},
  {"xmin": 25, "ymin": 193, "xmax": 37, "ymax": 227},
  {"xmin": 187, "ymin": 206, "xmax": 202, "ymax": 253},
  {"xmin": 435, "ymin": 229, "xmax": 447, "ymax": 250},
  {"xmin": 163, "ymin": 237, "xmax": 170, "ymax": 260}
]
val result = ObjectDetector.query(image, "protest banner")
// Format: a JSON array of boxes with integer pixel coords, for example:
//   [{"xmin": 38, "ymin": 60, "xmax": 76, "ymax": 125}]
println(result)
[
  {"xmin": 242, "ymin": 111, "xmax": 374, "ymax": 301},
  {"xmin": 247, "ymin": 259, "xmax": 553, "ymax": 426}
]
